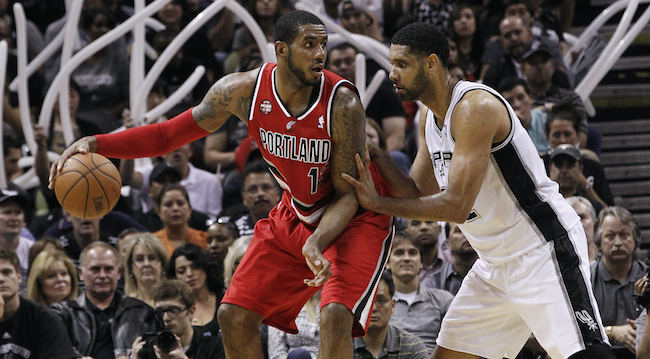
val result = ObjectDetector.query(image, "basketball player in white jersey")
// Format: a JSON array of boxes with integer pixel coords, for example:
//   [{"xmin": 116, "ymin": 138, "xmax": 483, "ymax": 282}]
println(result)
[{"xmin": 342, "ymin": 22, "xmax": 615, "ymax": 359}]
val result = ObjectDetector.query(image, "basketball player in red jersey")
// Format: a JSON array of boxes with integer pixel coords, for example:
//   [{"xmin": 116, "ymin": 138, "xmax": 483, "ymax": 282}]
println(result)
[{"xmin": 50, "ymin": 10, "xmax": 395, "ymax": 359}]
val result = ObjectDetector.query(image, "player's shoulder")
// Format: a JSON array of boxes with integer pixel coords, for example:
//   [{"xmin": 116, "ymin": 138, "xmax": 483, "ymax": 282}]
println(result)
[{"xmin": 217, "ymin": 67, "xmax": 262, "ymax": 94}]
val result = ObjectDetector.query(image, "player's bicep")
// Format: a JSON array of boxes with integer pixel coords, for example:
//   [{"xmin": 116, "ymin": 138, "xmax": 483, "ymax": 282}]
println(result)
[
  {"xmin": 192, "ymin": 70, "xmax": 257, "ymax": 132},
  {"xmin": 445, "ymin": 92, "xmax": 509, "ymax": 213},
  {"xmin": 330, "ymin": 87, "xmax": 366, "ymax": 194}
]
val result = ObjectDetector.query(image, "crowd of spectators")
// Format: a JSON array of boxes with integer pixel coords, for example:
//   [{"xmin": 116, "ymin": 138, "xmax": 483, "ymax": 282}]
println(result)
[{"xmin": 2, "ymin": 0, "xmax": 649, "ymax": 359}]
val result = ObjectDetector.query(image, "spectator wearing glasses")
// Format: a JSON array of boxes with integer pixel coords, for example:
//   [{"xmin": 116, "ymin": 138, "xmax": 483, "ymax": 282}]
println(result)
[{"xmin": 130, "ymin": 279, "xmax": 225, "ymax": 359}]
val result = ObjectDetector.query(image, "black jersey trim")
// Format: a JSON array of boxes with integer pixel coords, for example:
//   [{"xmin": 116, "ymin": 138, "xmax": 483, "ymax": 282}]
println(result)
[
  {"xmin": 492, "ymin": 142, "xmax": 604, "ymax": 346},
  {"xmin": 353, "ymin": 218, "xmax": 394, "ymax": 324}
]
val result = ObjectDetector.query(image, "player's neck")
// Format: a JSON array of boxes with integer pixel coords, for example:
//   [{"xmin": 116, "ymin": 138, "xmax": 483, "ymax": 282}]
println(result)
[
  {"xmin": 274, "ymin": 68, "xmax": 316, "ymax": 114},
  {"xmin": 422, "ymin": 74, "xmax": 457, "ymax": 127}
]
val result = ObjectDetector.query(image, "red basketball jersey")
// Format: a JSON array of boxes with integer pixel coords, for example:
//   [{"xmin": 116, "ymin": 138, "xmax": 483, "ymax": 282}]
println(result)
[{"xmin": 248, "ymin": 63, "xmax": 356, "ymax": 224}]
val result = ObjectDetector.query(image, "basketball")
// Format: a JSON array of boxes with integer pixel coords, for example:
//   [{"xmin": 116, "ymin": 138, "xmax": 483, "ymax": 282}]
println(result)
[{"xmin": 54, "ymin": 153, "xmax": 122, "ymax": 219}]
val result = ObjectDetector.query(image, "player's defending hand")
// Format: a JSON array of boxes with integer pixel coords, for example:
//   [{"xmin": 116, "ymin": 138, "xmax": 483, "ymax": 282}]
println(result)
[
  {"xmin": 341, "ymin": 145, "xmax": 379, "ymax": 211},
  {"xmin": 302, "ymin": 238, "xmax": 332, "ymax": 287},
  {"xmin": 48, "ymin": 136, "xmax": 98, "ymax": 189}
]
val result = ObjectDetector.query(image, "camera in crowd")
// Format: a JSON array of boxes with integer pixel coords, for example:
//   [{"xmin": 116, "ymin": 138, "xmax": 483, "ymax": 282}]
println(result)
[
  {"xmin": 138, "ymin": 311, "xmax": 178, "ymax": 359},
  {"xmin": 634, "ymin": 258, "xmax": 650, "ymax": 308}
]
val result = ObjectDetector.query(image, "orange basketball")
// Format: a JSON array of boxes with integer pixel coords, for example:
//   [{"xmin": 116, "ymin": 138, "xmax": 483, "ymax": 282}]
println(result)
[{"xmin": 54, "ymin": 153, "xmax": 122, "ymax": 219}]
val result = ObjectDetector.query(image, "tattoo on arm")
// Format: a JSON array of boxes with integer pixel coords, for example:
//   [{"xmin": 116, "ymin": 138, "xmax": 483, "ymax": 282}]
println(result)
[{"xmin": 331, "ymin": 88, "xmax": 365, "ymax": 180}]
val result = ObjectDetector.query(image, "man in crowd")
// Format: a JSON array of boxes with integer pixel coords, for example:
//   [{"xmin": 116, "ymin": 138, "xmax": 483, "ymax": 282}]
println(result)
[
  {"xmin": 566, "ymin": 196, "xmax": 598, "ymax": 264},
  {"xmin": 423, "ymin": 222, "xmax": 478, "ymax": 296},
  {"xmin": 498, "ymin": 77, "xmax": 549, "ymax": 154},
  {"xmin": 591, "ymin": 206, "xmax": 646, "ymax": 359},
  {"xmin": 548, "ymin": 144, "xmax": 607, "ymax": 210},
  {"xmin": 0, "ymin": 189, "xmax": 32, "ymax": 291},
  {"xmin": 229, "ymin": 161, "xmax": 281, "ymax": 237},
  {"xmin": 130, "ymin": 279, "xmax": 224, "ymax": 359},
  {"xmin": 0, "ymin": 248, "xmax": 78, "ymax": 359},
  {"xmin": 57, "ymin": 212, "xmax": 115, "ymax": 266},
  {"xmin": 403, "ymin": 219, "xmax": 451, "ymax": 282},
  {"xmin": 52, "ymin": 242, "xmax": 154, "ymax": 359},
  {"xmin": 353, "ymin": 271, "xmax": 428, "ymax": 359}
]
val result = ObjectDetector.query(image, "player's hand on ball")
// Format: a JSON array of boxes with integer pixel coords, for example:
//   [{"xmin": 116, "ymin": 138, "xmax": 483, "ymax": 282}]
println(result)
[
  {"xmin": 48, "ymin": 136, "xmax": 98, "ymax": 189},
  {"xmin": 341, "ymin": 146, "xmax": 379, "ymax": 211},
  {"xmin": 302, "ymin": 238, "xmax": 332, "ymax": 287}
]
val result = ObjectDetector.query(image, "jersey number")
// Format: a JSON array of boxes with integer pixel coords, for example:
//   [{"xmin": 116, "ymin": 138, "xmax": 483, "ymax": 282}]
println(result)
[{"xmin": 308, "ymin": 167, "xmax": 319, "ymax": 194}]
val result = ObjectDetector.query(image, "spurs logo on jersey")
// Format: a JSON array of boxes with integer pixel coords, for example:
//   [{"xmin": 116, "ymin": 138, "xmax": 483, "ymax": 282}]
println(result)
[
  {"xmin": 248, "ymin": 63, "xmax": 357, "ymax": 224},
  {"xmin": 575, "ymin": 310, "xmax": 598, "ymax": 331}
]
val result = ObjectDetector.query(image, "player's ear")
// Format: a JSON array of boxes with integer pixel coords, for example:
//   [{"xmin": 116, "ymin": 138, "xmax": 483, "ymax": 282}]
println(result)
[
  {"xmin": 427, "ymin": 53, "xmax": 441, "ymax": 72},
  {"xmin": 275, "ymin": 41, "xmax": 288, "ymax": 59}
]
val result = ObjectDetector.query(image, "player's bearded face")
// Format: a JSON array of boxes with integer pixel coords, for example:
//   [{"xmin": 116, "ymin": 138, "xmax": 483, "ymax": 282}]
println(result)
[
  {"xmin": 397, "ymin": 64, "xmax": 429, "ymax": 101},
  {"xmin": 288, "ymin": 47, "xmax": 321, "ymax": 87}
]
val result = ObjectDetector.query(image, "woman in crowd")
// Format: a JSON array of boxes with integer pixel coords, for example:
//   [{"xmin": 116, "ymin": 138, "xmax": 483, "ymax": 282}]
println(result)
[
  {"xmin": 387, "ymin": 231, "xmax": 454, "ymax": 353},
  {"xmin": 167, "ymin": 243, "xmax": 223, "ymax": 335},
  {"xmin": 26, "ymin": 250, "xmax": 78, "ymax": 307},
  {"xmin": 448, "ymin": 4, "xmax": 483, "ymax": 80},
  {"xmin": 207, "ymin": 214, "xmax": 239, "ymax": 266},
  {"xmin": 154, "ymin": 184, "xmax": 207, "ymax": 256},
  {"xmin": 223, "ymin": 235, "xmax": 252, "ymax": 288},
  {"xmin": 27, "ymin": 237, "xmax": 63, "ymax": 270},
  {"xmin": 123, "ymin": 233, "xmax": 169, "ymax": 307}
]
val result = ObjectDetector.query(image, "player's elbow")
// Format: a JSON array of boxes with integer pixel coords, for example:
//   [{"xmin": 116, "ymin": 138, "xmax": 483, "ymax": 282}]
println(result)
[{"xmin": 446, "ymin": 199, "xmax": 473, "ymax": 224}]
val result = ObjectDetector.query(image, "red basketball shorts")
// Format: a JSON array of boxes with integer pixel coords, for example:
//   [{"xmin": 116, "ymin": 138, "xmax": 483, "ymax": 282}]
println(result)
[{"xmin": 222, "ymin": 162, "xmax": 394, "ymax": 337}]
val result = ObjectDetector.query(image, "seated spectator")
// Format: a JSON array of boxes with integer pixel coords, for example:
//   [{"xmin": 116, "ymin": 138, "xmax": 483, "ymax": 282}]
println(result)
[
  {"xmin": 481, "ymin": 16, "xmax": 568, "ymax": 89},
  {"xmin": 136, "ymin": 162, "xmax": 211, "ymax": 232},
  {"xmin": 339, "ymin": 0, "xmax": 384, "ymax": 42},
  {"xmin": 268, "ymin": 292, "xmax": 321, "ymax": 359},
  {"xmin": 409, "ymin": 0, "xmax": 455, "ymax": 32},
  {"xmin": 207, "ymin": 214, "xmax": 238, "ymax": 267},
  {"xmin": 354, "ymin": 270, "xmax": 429, "ymax": 359},
  {"xmin": 548, "ymin": 145, "xmax": 607, "ymax": 211},
  {"xmin": 0, "ymin": 248, "xmax": 78, "ymax": 359},
  {"xmin": 566, "ymin": 196, "xmax": 598, "ymax": 264},
  {"xmin": 503, "ymin": 0, "xmax": 563, "ymax": 46},
  {"xmin": 229, "ymin": 161, "xmax": 281, "ymax": 237},
  {"xmin": 326, "ymin": 43, "xmax": 407, "ymax": 154},
  {"xmin": 403, "ymin": 218, "xmax": 451, "ymax": 283},
  {"xmin": 123, "ymin": 233, "xmax": 169, "ymax": 307},
  {"xmin": 223, "ymin": 235, "xmax": 251, "ymax": 288},
  {"xmin": 27, "ymin": 236, "xmax": 64, "ymax": 269},
  {"xmin": 51, "ymin": 242, "xmax": 155, "ymax": 359},
  {"xmin": 148, "ymin": 29, "xmax": 212, "ymax": 116},
  {"xmin": 0, "ymin": 188, "xmax": 33, "ymax": 292},
  {"xmin": 167, "ymin": 243, "xmax": 223, "ymax": 336},
  {"xmin": 520, "ymin": 43, "xmax": 590, "ymax": 147},
  {"xmin": 154, "ymin": 184, "xmax": 207, "ymax": 255},
  {"xmin": 129, "ymin": 279, "xmax": 225, "ymax": 359},
  {"xmin": 56, "ymin": 211, "xmax": 116, "ymax": 266},
  {"xmin": 498, "ymin": 77, "xmax": 549, "ymax": 154},
  {"xmin": 150, "ymin": 0, "xmax": 216, "ymax": 81},
  {"xmin": 541, "ymin": 103, "xmax": 614, "ymax": 206},
  {"xmin": 203, "ymin": 115, "xmax": 249, "ymax": 175},
  {"xmin": 126, "ymin": 143, "xmax": 223, "ymax": 220},
  {"xmin": 26, "ymin": 250, "xmax": 78, "ymax": 307},
  {"xmin": 227, "ymin": 0, "xmax": 285, "ymax": 74},
  {"xmin": 591, "ymin": 206, "xmax": 646, "ymax": 359},
  {"xmin": 447, "ymin": 4, "xmax": 483, "ymax": 80},
  {"xmin": 387, "ymin": 232, "xmax": 454, "ymax": 352},
  {"xmin": 70, "ymin": 6, "xmax": 130, "ymax": 128},
  {"xmin": 635, "ymin": 276, "xmax": 650, "ymax": 359},
  {"xmin": 423, "ymin": 222, "xmax": 477, "ymax": 296}
]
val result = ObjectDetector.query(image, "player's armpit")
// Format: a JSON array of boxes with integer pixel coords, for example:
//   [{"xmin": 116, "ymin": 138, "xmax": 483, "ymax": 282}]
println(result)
[{"xmin": 192, "ymin": 69, "xmax": 259, "ymax": 133}]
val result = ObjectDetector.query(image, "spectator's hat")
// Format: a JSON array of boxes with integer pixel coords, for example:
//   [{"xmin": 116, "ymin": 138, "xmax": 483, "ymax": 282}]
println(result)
[
  {"xmin": 522, "ymin": 41, "xmax": 553, "ymax": 62},
  {"xmin": 550, "ymin": 144, "xmax": 582, "ymax": 164},
  {"xmin": 150, "ymin": 162, "xmax": 182, "ymax": 185},
  {"xmin": 0, "ymin": 187, "xmax": 29, "ymax": 210}
]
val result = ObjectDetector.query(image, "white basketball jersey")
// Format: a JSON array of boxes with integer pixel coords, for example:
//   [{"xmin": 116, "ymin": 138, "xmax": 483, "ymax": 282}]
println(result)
[{"xmin": 425, "ymin": 81, "xmax": 580, "ymax": 265}]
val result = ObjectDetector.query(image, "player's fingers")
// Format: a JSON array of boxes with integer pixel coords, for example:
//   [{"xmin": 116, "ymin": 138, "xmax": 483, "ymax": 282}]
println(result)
[{"xmin": 341, "ymin": 172, "xmax": 360, "ymax": 187}]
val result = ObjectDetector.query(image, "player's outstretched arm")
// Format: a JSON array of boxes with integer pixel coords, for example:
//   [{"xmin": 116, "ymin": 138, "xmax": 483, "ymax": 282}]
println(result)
[
  {"xmin": 49, "ymin": 70, "xmax": 259, "ymax": 188},
  {"xmin": 344, "ymin": 90, "xmax": 510, "ymax": 223},
  {"xmin": 302, "ymin": 86, "xmax": 366, "ymax": 287}
]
